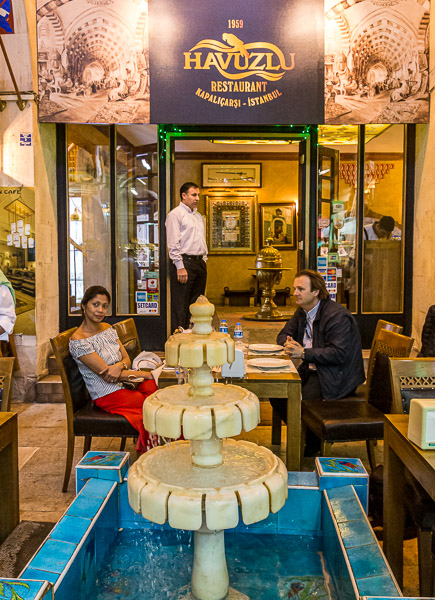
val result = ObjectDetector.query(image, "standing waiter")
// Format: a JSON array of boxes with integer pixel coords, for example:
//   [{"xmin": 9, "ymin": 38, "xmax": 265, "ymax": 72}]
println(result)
[{"xmin": 166, "ymin": 182, "xmax": 208, "ymax": 331}]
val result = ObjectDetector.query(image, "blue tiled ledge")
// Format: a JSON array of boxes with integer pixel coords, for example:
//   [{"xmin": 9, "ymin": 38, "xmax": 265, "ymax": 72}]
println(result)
[
  {"xmin": 323, "ymin": 485, "xmax": 400, "ymax": 600},
  {"xmin": 21, "ymin": 477, "xmax": 118, "ymax": 593}
]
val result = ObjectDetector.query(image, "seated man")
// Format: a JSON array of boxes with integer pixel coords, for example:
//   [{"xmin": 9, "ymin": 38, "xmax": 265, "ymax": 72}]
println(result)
[{"xmin": 270, "ymin": 270, "xmax": 365, "ymax": 452}]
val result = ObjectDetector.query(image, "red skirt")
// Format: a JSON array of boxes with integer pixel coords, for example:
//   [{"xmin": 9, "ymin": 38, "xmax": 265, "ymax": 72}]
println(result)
[{"xmin": 95, "ymin": 380, "xmax": 159, "ymax": 453}]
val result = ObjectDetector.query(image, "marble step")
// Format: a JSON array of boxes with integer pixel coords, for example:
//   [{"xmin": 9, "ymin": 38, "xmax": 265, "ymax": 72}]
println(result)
[
  {"xmin": 48, "ymin": 354, "xmax": 59, "ymax": 375},
  {"xmin": 36, "ymin": 374, "xmax": 64, "ymax": 403}
]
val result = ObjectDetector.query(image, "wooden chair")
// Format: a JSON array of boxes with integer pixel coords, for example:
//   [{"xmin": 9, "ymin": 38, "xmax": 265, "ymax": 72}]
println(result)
[
  {"xmin": 113, "ymin": 318, "xmax": 141, "ymax": 363},
  {"xmin": 51, "ymin": 328, "xmax": 138, "ymax": 492},
  {"xmin": 389, "ymin": 357, "xmax": 435, "ymax": 414},
  {"xmin": 0, "ymin": 357, "xmax": 15, "ymax": 412},
  {"xmin": 0, "ymin": 329, "xmax": 20, "ymax": 371},
  {"xmin": 301, "ymin": 328, "xmax": 414, "ymax": 471},
  {"xmin": 388, "ymin": 356, "xmax": 435, "ymax": 596},
  {"xmin": 364, "ymin": 319, "xmax": 403, "ymax": 395}
]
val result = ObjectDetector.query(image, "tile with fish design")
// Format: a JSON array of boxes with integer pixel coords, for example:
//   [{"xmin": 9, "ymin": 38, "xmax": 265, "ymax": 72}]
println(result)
[
  {"xmin": 0, "ymin": 579, "xmax": 52, "ymax": 600},
  {"xmin": 316, "ymin": 457, "xmax": 366, "ymax": 476},
  {"xmin": 78, "ymin": 451, "xmax": 127, "ymax": 468},
  {"xmin": 76, "ymin": 451, "xmax": 129, "ymax": 493},
  {"xmin": 316, "ymin": 457, "xmax": 369, "ymax": 509}
]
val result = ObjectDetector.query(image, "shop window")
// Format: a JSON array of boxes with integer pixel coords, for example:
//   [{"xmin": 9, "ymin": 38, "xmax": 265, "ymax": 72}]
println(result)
[
  {"xmin": 115, "ymin": 125, "xmax": 159, "ymax": 315},
  {"xmin": 66, "ymin": 124, "xmax": 111, "ymax": 314},
  {"xmin": 362, "ymin": 125, "xmax": 404, "ymax": 313},
  {"xmin": 0, "ymin": 186, "xmax": 36, "ymax": 335},
  {"xmin": 317, "ymin": 126, "xmax": 358, "ymax": 312}
]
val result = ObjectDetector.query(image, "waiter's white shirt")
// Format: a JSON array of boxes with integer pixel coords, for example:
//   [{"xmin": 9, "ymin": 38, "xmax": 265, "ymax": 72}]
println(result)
[
  {"xmin": 166, "ymin": 202, "xmax": 207, "ymax": 270},
  {"xmin": 363, "ymin": 223, "xmax": 379, "ymax": 240},
  {"xmin": 0, "ymin": 285, "xmax": 16, "ymax": 341}
]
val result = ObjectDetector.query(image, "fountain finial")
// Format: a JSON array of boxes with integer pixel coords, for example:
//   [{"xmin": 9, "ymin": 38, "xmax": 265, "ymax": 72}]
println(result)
[{"xmin": 190, "ymin": 295, "xmax": 214, "ymax": 335}]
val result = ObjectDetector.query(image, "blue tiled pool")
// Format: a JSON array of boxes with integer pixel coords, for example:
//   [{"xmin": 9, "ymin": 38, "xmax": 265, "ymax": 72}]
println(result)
[{"xmin": 1, "ymin": 454, "xmax": 406, "ymax": 600}]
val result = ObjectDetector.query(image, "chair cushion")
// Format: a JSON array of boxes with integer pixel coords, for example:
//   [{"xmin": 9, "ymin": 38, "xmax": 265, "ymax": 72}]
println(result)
[
  {"xmin": 73, "ymin": 402, "xmax": 138, "ymax": 437},
  {"xmin": 302, "ymin": 400, "xmax": 384, "ymax": 441},
  {"xmin": 400, "ymin": 387, "xmax": 435, "ymax": 414}
]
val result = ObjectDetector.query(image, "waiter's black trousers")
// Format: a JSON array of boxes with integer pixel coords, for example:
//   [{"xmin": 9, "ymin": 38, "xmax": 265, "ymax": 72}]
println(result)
[{"xmin": 170, "ymin": 256, "xmax": 207, "ymax": 331}]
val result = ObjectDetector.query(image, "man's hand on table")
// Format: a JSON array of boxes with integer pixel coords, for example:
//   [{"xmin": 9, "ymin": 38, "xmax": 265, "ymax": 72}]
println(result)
[{"xmin": 284, "ymin": 336, "xmax": 304, "ymax": 360}]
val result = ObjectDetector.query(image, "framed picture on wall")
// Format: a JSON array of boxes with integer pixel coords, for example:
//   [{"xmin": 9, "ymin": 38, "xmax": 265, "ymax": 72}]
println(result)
[
  {"xmin": 260, "ymin": 202, "xmax": 297, "ymax": 250},
  {"xmin": 206, "ymin": 192, "xmax": 256, "ymax": 254},
  {"xmin": 202, "ymin": 163, "xmax": 261, "ymax": 188}
]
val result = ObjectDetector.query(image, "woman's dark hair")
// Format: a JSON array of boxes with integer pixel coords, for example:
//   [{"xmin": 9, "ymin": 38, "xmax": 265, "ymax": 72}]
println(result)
[
  {"xmin": 81, "ymin": 285, "xmax": 111, "ymax": 313},
  {"xmin": 294, "ymin": 269, "xmax": 329, "ymax": 300}
]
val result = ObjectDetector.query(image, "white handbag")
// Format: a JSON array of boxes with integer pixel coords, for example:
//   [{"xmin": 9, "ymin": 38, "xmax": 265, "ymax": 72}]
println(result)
[{"xmin": 132, "ymin": 351, "xmax": 163, "ymax": 370}]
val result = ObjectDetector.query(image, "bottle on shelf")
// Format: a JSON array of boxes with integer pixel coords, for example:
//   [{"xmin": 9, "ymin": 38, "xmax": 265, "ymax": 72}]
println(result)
[{"xmin": 219, "ymin": 319, "xmax": 228, "ymax": 334}]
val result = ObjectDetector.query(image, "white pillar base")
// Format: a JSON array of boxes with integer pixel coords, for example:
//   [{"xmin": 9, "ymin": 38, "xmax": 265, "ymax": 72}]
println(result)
[{"xmin": 192, "ymin": 525, "xmax": 229, "ymax": 600}]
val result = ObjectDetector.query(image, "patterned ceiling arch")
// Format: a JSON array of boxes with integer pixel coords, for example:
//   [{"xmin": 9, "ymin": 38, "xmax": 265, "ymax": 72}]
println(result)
[
  {"xmin": 62, "ymin": 7, "xmax": 146, "ymax": 76},
  {"xmin": 134, "ymin": 11, "xmax": 148, "ymax": 54},
  {"xmin": 38, "ymin": 12, "xmax": 65, "ymax": 53},
  {"xmin": 325, "ymin": 0, "xmax": 429, "ymax": 20}
]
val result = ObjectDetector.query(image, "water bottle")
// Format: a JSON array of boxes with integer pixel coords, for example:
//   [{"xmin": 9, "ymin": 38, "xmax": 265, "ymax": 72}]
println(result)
[
  {"xmin": 219, "ymin": 319, "xmax": 228, "ymax": 334},
  {"xmin": 234, "ymin": 322, "xmax": 243, "ymax": 342}
]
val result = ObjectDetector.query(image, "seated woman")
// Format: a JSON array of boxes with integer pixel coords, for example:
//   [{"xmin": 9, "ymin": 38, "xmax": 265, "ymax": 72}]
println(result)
[{"xmin": 69, "ymin": 285, "xmax": 158, "ymax": 453}]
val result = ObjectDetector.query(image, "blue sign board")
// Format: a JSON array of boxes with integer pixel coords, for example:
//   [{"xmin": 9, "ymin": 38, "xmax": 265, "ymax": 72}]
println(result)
[{"xmin": 149, "ymin": 0, "xmax": 324, "ymax": 124}]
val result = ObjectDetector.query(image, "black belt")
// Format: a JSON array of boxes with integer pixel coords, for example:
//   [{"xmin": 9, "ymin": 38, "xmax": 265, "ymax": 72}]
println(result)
[{"xmin": 182, "ymin": 254, "xmax": 204, "ymax": 261}]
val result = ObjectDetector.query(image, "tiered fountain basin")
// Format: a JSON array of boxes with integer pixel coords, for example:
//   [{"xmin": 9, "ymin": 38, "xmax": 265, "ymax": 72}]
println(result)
[
  {"xmin": 5, "ymin": 453, "xmax": 408, "ymax": 600},
  {"xmin": 142, "ymin": 384, "xmax": 260, "ymax": 440},
  {"xmin": 128, "ymin": 439, "xmax": 287, "ymax": 529}
]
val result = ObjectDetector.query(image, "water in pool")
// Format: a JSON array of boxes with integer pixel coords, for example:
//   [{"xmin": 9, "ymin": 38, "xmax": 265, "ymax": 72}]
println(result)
[{"xmin": 93, "ymin": 529, "xmax": 337, "ymax": 600}]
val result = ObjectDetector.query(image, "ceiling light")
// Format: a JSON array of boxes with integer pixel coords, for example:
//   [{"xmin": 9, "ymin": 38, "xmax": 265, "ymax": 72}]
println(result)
[{"xmin": 211, "ymin": 139, "xmax": 292, "ymax": 145}]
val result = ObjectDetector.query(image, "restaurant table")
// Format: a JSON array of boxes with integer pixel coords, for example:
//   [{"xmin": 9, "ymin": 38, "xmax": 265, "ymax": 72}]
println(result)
[
  {"xmin": 383, "ymin": 413, "xmax": 435, "ymax": 588},
  {"xmin": 0, "ymin": 412, "xmax": 19, "ymax": 544},
  {"xmin": 158, "ymin": 362, "xmax": 302, "ymax": 471}
]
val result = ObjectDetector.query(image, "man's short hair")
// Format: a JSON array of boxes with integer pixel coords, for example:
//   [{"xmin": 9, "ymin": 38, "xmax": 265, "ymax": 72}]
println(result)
[
  {"xmin": 294, "ymin": 269, "xmax": 329, "ymax": 300},
  {"xmin": 180, "ymin": 182, "xmax": 199, "ymax": 199},
  {"xmin": 378, "ymin": 216, "xmax": 395, "ymax": 232}
]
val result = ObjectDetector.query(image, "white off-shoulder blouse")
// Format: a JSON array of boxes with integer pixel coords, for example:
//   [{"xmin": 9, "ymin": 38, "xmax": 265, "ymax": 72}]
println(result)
[{"xmin": 69, "ymin": 327, "xmax": 123, "ymax": 400}]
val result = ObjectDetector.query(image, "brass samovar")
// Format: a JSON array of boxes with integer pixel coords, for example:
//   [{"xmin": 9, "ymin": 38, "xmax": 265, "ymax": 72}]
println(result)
[{"xmin": 245, "ymin": 238, "xmax": 292, "ymax": 321}]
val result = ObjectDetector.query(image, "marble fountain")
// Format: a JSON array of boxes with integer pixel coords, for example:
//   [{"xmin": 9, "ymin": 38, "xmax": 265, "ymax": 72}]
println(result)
[
  {"xmin": 128, "ymin": 296, "xmax": 288, "ymax": 599},
  {"xmin": 2, "ymin": 299, "xmax": 409, "ymax": 600}
]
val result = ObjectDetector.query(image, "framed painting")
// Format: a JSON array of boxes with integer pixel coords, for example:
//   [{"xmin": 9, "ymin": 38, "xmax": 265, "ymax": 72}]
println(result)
[
  {"xmin": 206, "ymin": 192, "xmax": 256, "ymax": 254},
  {"xmin": 202, "ymin": 163, "xmax": 261, "ymax": 188},
  {"xmin": 260, "ymin": 202, "xmax": 297, "ymax": 249}
]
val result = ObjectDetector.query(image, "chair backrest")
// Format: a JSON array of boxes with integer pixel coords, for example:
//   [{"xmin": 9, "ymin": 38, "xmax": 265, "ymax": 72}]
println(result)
[
  {"xmin": 50, "ymin": 328, "xmax": 90, "ymax": 419},
  {"xmin": 0, "ymin": 357, "xmax": 15, "ymax": 412},
  {"xmin": 389, "ymin": 357, "xmax": 435, "ymax": 414},
  {"xmin": 112, "ymin": 318, "xmax": 141, "ymax": 363},
  {"xmin": 366, "ymin": 320, "xmax": 403, "ymax": 389},
  {"xmin": 368, "ymin": 328, "xmax": 414, "ymax": 413}
]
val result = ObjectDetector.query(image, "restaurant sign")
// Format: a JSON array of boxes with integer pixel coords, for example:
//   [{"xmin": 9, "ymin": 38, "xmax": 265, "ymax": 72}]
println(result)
[{"xmin": 149, "ymin": 0, "xmax": 324, "ymax": 124}]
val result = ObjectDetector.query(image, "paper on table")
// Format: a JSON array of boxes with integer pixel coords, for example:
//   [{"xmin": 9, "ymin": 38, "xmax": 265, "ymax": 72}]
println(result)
[{"xmin": 151, "ymin": 363, "xmax": 165, "ymax": 384}]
